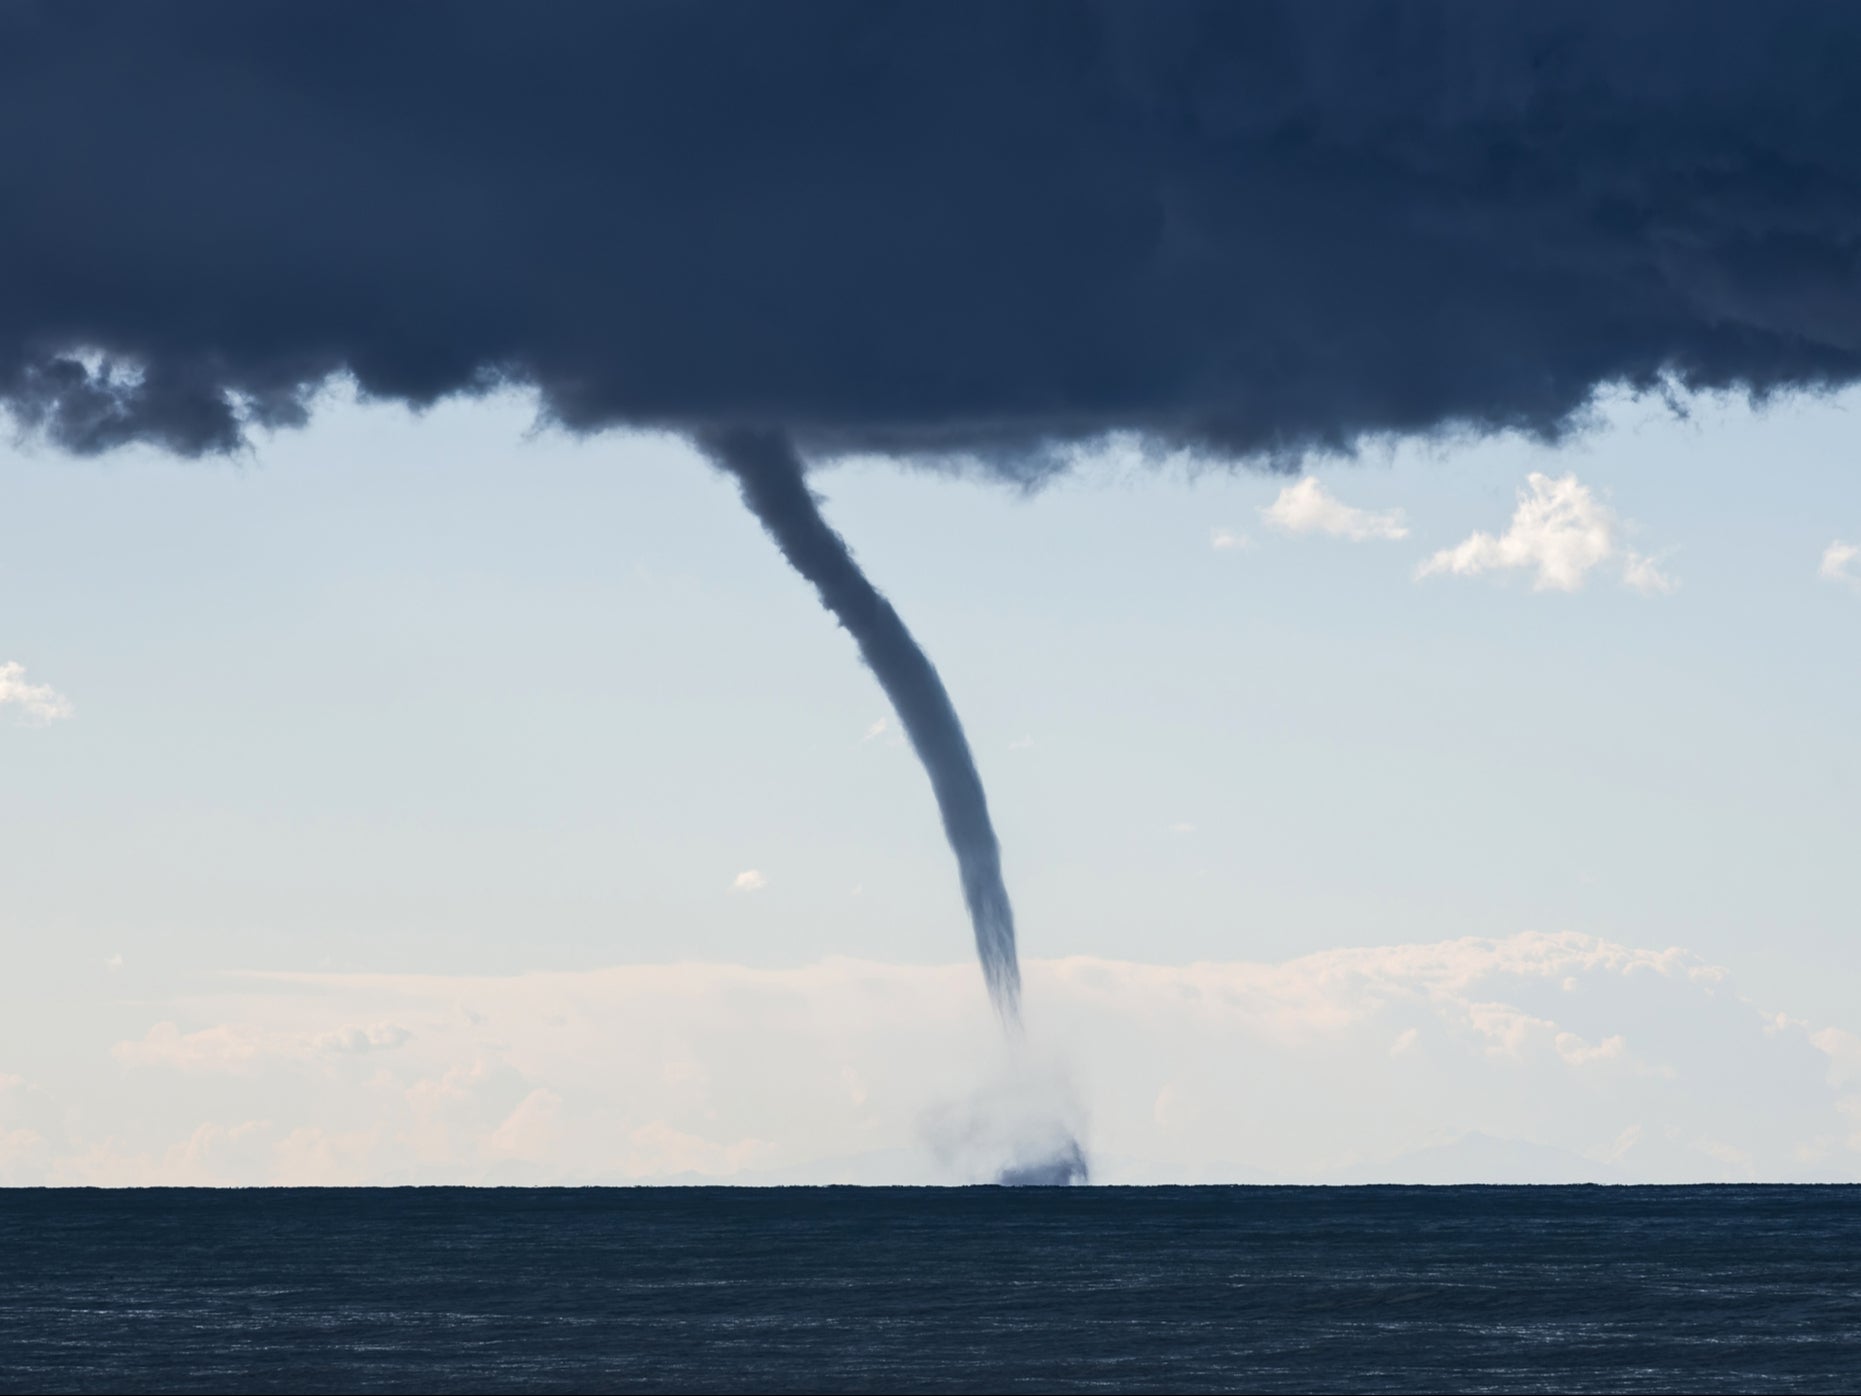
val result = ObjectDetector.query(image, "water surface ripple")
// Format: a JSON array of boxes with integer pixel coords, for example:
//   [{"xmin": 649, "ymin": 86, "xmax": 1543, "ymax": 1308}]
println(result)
[{"xmin": 4, "ymin": 1185, "xmax": 1859, "ymax": 1393}]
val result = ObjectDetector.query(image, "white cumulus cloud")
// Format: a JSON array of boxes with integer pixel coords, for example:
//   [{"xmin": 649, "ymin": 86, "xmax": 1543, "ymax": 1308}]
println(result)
[
  {"xmin": 0, "ymin": 662, "xmax": 73, "ymax": 724},
  {"xmin": 1820, "ymin": 540, "xmax": 1860, "ymax": 589},
  {"xmin": 1261, "ymin": 478, "xmax": 1409, "ymax": 541},
  {"xmin": 731, "ymin": 869, "xmax": 766, "ymax": 893},
  {"xmin": 1417, "ymin": 472, "xmax": 1675, "ymax": 594}
]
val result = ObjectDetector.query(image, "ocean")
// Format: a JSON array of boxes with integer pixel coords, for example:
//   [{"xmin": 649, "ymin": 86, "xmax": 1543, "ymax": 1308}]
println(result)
[{"xmin": 4, "ymin": 1185, "xmax": 1858, "ymax": 1393}]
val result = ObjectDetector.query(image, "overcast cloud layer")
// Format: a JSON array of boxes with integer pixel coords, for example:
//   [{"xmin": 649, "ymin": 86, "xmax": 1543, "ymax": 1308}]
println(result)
[{"xmin": 6, "ymin": 2, "xmax": 1861, "ymax": 469}]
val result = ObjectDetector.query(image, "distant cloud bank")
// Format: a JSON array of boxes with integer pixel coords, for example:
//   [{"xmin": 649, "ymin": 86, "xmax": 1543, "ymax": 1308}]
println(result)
[{"xmin": 5, "ymin": 931, "xmax": 1855, "ymax": 1186}]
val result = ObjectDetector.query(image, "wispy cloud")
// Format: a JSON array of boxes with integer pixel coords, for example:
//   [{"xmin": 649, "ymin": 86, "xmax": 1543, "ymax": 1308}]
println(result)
[
  {"xmin": 1621, "ymin": 549, "xmax": 1681, "ymax": 596},
  {"xmin": 1417, "ymin": 472, "xmax": 1675, "ymax": 594},
  {"xmin": 1261, "ymin": 478, "xmax": 1409, "ymax": 541},
  {"xmin": 1209, "ymin": 527, "xmax": 1251, "ymax": 551},
  {"xmin": 730, "ymin": 869, "xmax": 766, "ymax": 893},
  {"xmin": 859, "ymin": 717, "xmax": 890, "ymax": 743},
  {"xmin": 0, "ymin": 662, "xmax": 73, "ymax": 724},
  {"xmin": 1821, "ymin": 540, "xmax": 1860, "ymax": 589}
]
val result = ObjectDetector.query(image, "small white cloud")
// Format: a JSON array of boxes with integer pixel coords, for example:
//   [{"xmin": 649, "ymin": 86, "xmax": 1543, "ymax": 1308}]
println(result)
[
  {"xmin": 859, "ymin": 717, "xmax": 889, "ymax": 743},
  {"xmin": 1261, "ymin": 478, "xmax": 1409, "ymax": 541},
  {"xmin": 731, "ymin": 869, "xmax": 766, "ymax": 893},
  {"xmin": 0, "ymin": 662, "xmax": 73, "ymax": 725},
  {"xmin": 1820, "ymin": 540, "xmax": 1860, "ymax": 589},
  {"xmin": 1210, "ymin": 527, "xmax": 1251, "ymax": 551},
  {"xmin": 1167, "ymin": 822, "xmax": 1196, "ymax": 835},
  {"xmin": 1811, "ymin": 1026, "xmax": 1861, "ymax": 1088},
  {"xmin": 1417, "ymin": 472, "xmax": 1675, "ymax": 594},
  {"xmin": 104, "ymin": 954, "xmax": 123, "ymax": 972},
  {"xmin": 1622, "ymin": 550, "xmax": 1680, "ymax": 596}
]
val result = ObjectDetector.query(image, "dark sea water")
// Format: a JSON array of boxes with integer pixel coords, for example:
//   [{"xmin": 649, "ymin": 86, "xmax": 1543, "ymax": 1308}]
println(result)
[{"xmin": 4, "ymin": 1185, "xmax": 1859, "ymax": 1393}]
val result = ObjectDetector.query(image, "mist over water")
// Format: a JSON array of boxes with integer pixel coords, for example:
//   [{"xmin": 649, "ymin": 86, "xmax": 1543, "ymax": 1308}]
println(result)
[{"xmin": 922, "ymin": 1054, "xmax": 1090, "ymax": 1186}]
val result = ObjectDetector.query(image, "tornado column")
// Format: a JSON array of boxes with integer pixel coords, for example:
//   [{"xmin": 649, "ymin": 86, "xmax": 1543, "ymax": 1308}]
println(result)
[{"xmin": 700, "ymin": 428, "xmax": 1022, "ymax": 1022}]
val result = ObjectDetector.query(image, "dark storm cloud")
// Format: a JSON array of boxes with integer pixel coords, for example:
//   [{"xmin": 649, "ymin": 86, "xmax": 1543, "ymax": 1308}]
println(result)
[{"xmin": 5, "ymin": 1, "xmax": 1861, "ymax": 471}]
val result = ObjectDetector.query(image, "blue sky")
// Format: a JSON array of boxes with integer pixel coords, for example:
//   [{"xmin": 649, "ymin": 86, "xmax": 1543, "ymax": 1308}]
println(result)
[{"xmin": 3, "ymin": 382, "xmax": 1859, "ymax": 1183}]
